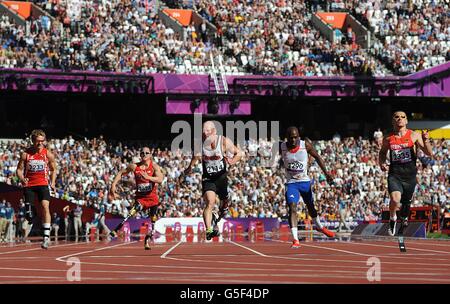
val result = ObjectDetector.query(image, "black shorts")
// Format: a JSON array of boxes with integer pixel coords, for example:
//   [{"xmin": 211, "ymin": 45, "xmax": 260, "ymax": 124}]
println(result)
[
  {"xmin": 202, "ymin": 173, "xmax": 228, "ymax": 200},
  {"xmin": 388, "ymin": 174, "xmax": 417, "ymax": 203},
  {"xmin": 24, "ymin": 185, "xmax": 51, "ymax": 203}
]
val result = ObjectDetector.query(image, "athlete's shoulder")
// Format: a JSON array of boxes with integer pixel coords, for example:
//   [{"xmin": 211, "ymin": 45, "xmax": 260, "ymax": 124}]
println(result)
[
  {"xmin": 303, "ymin": 138, "xmax": 314, "ymax": 149},
  {"xmin": 46, "ymin": 148, "xmax": 55, "ymax": 158}
]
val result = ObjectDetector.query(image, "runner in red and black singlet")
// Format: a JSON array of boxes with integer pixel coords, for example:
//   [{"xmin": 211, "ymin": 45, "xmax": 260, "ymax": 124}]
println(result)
[
  {"xmin": 109, "ymin": 146, "xmax": 164, "ymax": 250},
  {"xmin": 16, "ymin": 129, "xmax": 57, "ymax": 249},
  {"xmin": 379, "ymin": 111, "xmax": 434, "ymax": 236}
]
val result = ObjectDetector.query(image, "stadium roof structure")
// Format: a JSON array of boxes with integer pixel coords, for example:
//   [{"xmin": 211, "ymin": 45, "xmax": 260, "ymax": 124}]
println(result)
[{"xmin": 0, "ymin": 62, "xmax": 448, "ymax": 99}]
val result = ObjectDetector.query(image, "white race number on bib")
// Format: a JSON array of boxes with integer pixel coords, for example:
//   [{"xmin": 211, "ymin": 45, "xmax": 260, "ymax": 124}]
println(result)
[
  {"xmin": 392, "ymin": 149, "xmax": 412, "ymax": 163},
  {"xmin": 28, "ymin": 160, "xmax": 45, "ymax": 172},
  {"xmin": 287, "ymin": 161, "xmax": 304, "ymax": 172},
  {"xmin": 137, "ymin": 183, "xmax": 152, "ymax": 192},
  {"xmin": 206, "ymin": 161, "xmax": 224, "ymax": 174}
]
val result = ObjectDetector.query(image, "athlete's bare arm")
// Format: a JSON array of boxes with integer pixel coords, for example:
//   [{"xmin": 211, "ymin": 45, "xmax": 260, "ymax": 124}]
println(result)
[
  {"xmin": 110, "ymin": 164, "xmax": 136, "ymax": 200},
  {"xmin": 16, "ymin": 152, "xmax": 28, "ymax": 185},
  {"xmin": 148, "ymin": 162, "xmax": 164, "ymax": 184},
  {"xmin": 378, "ymin": 137, "xmax": 390, "ymax": 171},
  {"xmin": 47, "ymin": 150, "xmax": 57, "ymax": 194},
  {"xmin": 413, "ymin": 130, "xmax": 433, "ymax": 157},
  {"xmin": 223, "ymin": 137, "xmax": 242, "ymax": 166},
  {"xmin": 305, "ymin": 139, "xmax": 333, "ymax": 184}
]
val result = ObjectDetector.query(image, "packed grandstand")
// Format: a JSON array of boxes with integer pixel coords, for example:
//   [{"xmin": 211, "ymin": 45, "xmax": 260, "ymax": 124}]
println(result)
[{"xmin": 0, "ymin": 0, "xmax": 448, "ymax": 76}]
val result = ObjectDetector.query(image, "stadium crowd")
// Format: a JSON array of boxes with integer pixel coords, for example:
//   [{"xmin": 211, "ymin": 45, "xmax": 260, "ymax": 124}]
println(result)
[
  {"xmin": 346, "ymin": 0, "xmax": 450, "ymax": 75},
  {"xmin": 0, "ymin": 0, "xmax": 217, "ymax": 73},
  {"xmin": 1, "ymin": 0, "xmax": 447, "ymax": 76},
  {"xmin": 190, "ymin": 0, "xmax": 383, "ymax": 76},
  {"xmin": 0, "ymin": 133, "xmax": 449, "ymax": 234}
]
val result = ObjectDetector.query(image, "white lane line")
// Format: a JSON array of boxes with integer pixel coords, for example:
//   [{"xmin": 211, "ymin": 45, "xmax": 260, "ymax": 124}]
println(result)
[
  {"xmin": 253, "ymin": 239, "xmax": 450, "ymax": 266},
  {"xmin": 55, "ymin": 241, "xmax": 138, "ymax": 262},
  {"xmin": 407, "ymin": 241, "xmax": 450, "ymax": 248},
  {"xmin": 347, "ymin": 241, "xmax": 450, "ymax": 255},
  {"xmin": 3, "ymin": 240, "xmax": 449, "ymax": 284},
  {"xmin": 2, "ymin": 275, "xmax": 449, "ymax": 284},
  {"xmin": 1, "ymin": 264, "xmax": 449, "ymax": 281},
  {"xmin": 0, "ymin": 242, "xmax": 84, "ymax": 255},
  {"xmin": 227, "ymin": 240, "xmax": 270, "ymax": 257},
  {"xmin": 300, "ymin": 243, "xmax": 373, "ymax": 257},
  {"xmin": 160, "ymin": 240, "xmax": 183, "ymax": 259}
]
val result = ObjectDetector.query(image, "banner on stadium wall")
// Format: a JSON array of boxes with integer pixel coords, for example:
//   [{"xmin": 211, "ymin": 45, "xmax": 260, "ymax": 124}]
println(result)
[
  {"xmin": 3, "ymin": 1, "xmax": 32, "ymax": 19},
  {"xmin": 316, "ymin": 12, "xmax": 347, "ymax": 29},
  {"xmin": 155, "ymin": 217, "xmax": 207, "ymax": 234},
  {"xmin": 442, "ymin": 213, "xmax": 450, "ymax": 235},
  {"xmin": 224, "ymin": 218, "xmax": 280, "ymax": 233},
  {"xmin": 163, "ymin": 9, "xmax": 193, "ymax": 26},
  {"xmin": 352, "ymin": 222, "xmax": 427, "ymax": 238},
  {"xmin": 154, "ymin": 217, "xmax": 280, "ymax": 234},
  {"xmin": 409, "ymin": 121, "xmax": 450, "ymax": 139}
]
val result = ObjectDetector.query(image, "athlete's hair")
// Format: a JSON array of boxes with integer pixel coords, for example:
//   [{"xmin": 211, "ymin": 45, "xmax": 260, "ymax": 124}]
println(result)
[
  {"xmin": 392, "ymin": 111, "xmax": 407, "ymax": 119},
  {"xmin": 30, "ymin": 129, "xmax": 46, "ymax": 141},
  {"xmin": 286, "ymin": 126, "xmax": 299, "ymax": 136}
]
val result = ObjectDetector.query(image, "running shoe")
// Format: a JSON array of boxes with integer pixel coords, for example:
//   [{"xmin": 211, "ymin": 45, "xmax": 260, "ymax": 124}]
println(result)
[
  {"xmin": 144, "ymin": 234, "xmax": 152, "ymax": 250},
  {"xmin": 291, "ymin": 239, "xmax": 301, "ymax": 249},
  {"xmin": 388, "ymin": 220, "xmax": 396, "ymax": 236},
  {"xmin": 206, "ymin": 228, "xmax": 220, "ymax": 240},
  {"xmin": 109, "ymin": 230, "xmax": 118, "ymax": 238},
  {"xmin": 316, "ymin": 226, "xmax": 335, "ymax": 238},
  {"xmin": 41, "ymin": 237, "xmax": 50, "ymax": 250}
]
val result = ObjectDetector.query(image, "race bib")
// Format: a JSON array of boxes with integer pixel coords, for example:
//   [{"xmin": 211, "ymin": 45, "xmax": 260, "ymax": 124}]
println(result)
[
  {"xmin": 287, "ymin": 161, "xmax": 304, "ymax": 172},
  {"xmin": 137, "ymin": 183, "xmax": 152, "ymax": 193},
  {"xmin": 28, "ymin": 160, "xmax": 45, "ymax": 172},
  {"xmin": 392, "ymin": 148, "xmax": 412, "ymax": 163},
  {"xmin": 206, "ymin": 161, "xmax": 224, "ymax": 174}
]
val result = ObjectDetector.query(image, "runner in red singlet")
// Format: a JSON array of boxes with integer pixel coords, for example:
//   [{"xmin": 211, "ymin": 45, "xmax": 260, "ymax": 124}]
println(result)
[
  {"xmin": 379, "ymin": 111, "xmax": 434, "ymax": 236},
  {"xmin": 16, "ymin": 129, "xmax": 57, "ymax": 249},
  {"xmin": 109, "ymin": 146, "xmax": 164, "ymax": 250}
]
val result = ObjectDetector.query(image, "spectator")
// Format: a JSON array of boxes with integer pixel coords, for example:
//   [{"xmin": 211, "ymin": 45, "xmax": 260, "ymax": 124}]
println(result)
[
  {"xmin": 52, "ymin": 212, "xmax": 61, "ymax": 241},
  {"xmin": 0, "ymin": 200, "xmax": 7, "ymax": 242},
  {"xmin": 337, "ymin": 193, "xmax": 351, "ymax": 231},
  {"xmin": 62, "ymin": 205, "xmax": 71, "ymax": 240},
  {"xmin": 73, "ymin": 204, "xmax": 83, "ymax": 241},
  {"xmin": 5, "ymin": 202, "xmax": 14, "ymax": 242},
  {"xmin": 16, "ymin": 199, "xmax": 26, "ymax": 241}
]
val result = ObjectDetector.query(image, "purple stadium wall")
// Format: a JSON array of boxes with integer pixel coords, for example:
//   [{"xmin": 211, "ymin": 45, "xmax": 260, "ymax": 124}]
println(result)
[{"xmin": 0, "ymin": 61, "xmax": 449, "ymax": 97}]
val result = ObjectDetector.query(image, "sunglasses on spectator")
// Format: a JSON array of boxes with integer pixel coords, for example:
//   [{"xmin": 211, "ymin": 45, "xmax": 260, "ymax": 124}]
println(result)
[{"xmin": 140, "ymin": 151, "xmax": 151, "ymax": 156}]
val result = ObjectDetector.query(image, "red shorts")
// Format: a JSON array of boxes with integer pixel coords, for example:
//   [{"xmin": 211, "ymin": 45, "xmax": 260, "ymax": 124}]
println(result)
[{"xmin": 136, "ymin": 196, "xmax": 159, "ymax": 209}]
